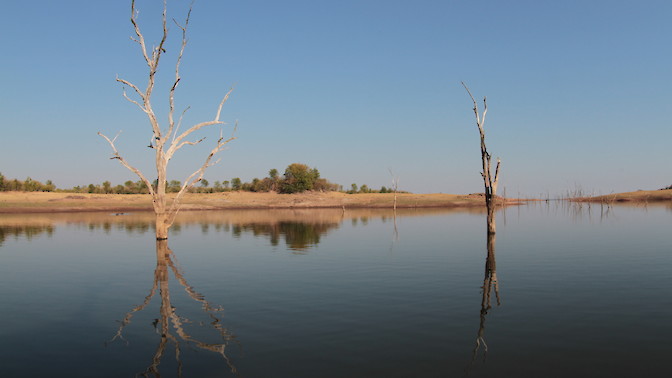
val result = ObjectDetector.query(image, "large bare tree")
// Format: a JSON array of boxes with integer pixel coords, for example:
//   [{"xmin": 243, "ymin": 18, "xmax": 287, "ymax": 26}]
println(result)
[{"xmin": 99, "ymin": 0, "xmax": 235, "ymax": 240}]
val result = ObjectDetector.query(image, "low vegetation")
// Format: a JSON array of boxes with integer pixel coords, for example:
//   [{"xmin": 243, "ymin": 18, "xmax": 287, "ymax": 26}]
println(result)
[
  {"xmin": 0, "ymin": 173, "xmax": 56, "ymax": 192},
  {"xmin": 0, "ymin": 164, "xmax": 398, "ymax": 195}
]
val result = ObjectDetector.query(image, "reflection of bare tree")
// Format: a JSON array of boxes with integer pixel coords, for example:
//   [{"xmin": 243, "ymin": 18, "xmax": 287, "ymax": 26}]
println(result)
[
  {"xmin": 108, "ymin": 241, "xmax": 238, "ymax": 377},
  {"xmin": 469, "ymin": 209, "xmax": 500, "ymax": 370}
]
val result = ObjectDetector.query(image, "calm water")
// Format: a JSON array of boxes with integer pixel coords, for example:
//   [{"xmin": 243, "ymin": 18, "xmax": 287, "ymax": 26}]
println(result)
[{"xmin": 0, "ymin": 203, "xmax": 670, "ymax": 377}]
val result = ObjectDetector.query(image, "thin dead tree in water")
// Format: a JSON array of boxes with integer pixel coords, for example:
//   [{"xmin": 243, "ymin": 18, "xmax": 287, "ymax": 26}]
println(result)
[
  {"xmin": 99, "ymin": 0, "xmax": 235, "ymax": 240},
  {"xmin": 107, "ymin": 241, "xmax": 238, "ymax": 376},
  {"xmin": 462, "ymin": 82, "xmax": 501, "ymax": 234},
  {"xmin": 388, "ymin": 169, "xmax": 400, "ymax": 211},
  {"xmin": 388, "ymin": 169, "xmax": 400, "ymax": 241},
  {"xmin": 462, "ymin": 82, "xmax": 502, "ymax": 371}
]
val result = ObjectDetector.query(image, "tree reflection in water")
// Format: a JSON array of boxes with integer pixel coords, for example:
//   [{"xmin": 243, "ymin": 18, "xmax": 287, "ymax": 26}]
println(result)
[
  {"xmin": 469, "ymin": 207, "xmax": 501, "ymax": 370},
  {"xmin": 107, "ymin": 240, "xmax": 238, "ymax": 377},
  {"xmin": 0, "ymin": 225, "xmax": 54, "ymax": 247},
  {"xmin": 232, "ymin": 221, "xmax": 339, "ymax": 252}
]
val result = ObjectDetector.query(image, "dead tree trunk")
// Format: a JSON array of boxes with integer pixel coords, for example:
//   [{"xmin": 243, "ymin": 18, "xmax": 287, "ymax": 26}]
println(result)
[
  {"xmin": 389, "ymin": 169, "xmax": 399, "ymax": 211},
  {"xmin": 462, "ymin": 82, "xmax": 501, "ymax": 234},
  {"xmin": 99, "ymin": 0, "xmax": 235, "ymax": 240}
]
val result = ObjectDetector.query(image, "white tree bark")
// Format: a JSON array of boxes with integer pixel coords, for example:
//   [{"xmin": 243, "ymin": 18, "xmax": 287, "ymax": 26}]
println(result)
[{"xmin": 99, "ymin": 0, "xmax": 235, "ymax": 240}]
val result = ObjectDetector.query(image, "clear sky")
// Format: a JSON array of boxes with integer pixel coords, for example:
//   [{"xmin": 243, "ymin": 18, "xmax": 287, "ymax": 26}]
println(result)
[{"xmin": 1, "ymin": 0, "xmax": 670, "ymax": 197}]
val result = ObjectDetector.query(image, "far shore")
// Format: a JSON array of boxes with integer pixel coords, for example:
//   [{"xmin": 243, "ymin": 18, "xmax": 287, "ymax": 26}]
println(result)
[
  {"xmin": 2, "ymin": 189, "xmax": 668, "ymax": 214},
  {"xmin": 571, "ymin": 189, "xmax": 672, "ymax": 203},
  {"xmin": 0, "ymin": 191, "xmax": 523, "ymax": 214}
]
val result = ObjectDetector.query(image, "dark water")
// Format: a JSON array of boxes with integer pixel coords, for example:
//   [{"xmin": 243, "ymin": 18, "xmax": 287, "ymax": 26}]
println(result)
[{"xmin": 0, "ymin": 204, "xmax": 670, "ymax": 377}]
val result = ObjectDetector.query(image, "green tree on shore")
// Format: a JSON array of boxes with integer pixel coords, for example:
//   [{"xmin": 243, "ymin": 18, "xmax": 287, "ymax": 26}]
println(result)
[{"xmin": 281, "ymin": 163, "xmax": 320, "ymax": 193}]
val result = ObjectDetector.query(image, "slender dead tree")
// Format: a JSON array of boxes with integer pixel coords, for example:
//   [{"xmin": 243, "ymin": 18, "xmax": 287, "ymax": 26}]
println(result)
[
  {"xmin": 462, "ymin": 82, "xmax": 501, "ymax": 234},
  {"xmin": 99, "ymin": 0, "xmax": 235, "ymax": 240},
  {"xmin": 388, "ymin": 168, "xmax": 399, "ymax": 211}
]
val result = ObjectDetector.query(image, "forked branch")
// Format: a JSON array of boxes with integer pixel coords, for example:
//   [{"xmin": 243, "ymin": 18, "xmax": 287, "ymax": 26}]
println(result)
[
  {"xmin": 167, "ymin": 87, "xmax": 234, "ymax": 159},
  {"xmin": 167, "ymin": 124, "xmax": 237, "ymax": 223},
  {"xmin": 97, "ymin": 131, "xmax": 156, "ymax": 198}
]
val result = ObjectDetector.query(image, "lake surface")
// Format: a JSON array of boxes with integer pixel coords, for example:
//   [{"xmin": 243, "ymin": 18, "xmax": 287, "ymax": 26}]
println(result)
[{"xmin": 1, "ymin": 203, "xmax": 670, "ymax": 377}]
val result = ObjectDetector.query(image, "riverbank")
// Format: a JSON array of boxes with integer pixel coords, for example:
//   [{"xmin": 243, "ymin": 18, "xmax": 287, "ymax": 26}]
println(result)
[
  {"xmin": 0, "ymin": 191, "xmax": 521, "ymax": 213},
  {"xmin": 571, "ymin": 189, "xmax": 672, "ymax": 203}
]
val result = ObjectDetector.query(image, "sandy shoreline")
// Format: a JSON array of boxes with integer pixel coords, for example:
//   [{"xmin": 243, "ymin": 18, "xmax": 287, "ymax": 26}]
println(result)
[
  {"xmin": 571, "ymin": 189, "xmax": 672, "ymax": 203},
  {"xmin": 0, "ymin": 191, "xmax": 518, "ymax": 214},
  {"xmin": 2, "ymin": 189, "xmax": 669, "ymax": 214}
]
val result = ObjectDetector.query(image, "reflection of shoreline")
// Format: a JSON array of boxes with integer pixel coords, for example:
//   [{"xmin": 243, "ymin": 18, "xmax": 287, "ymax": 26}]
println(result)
[
  {"xmin": 0, "ymin": 207, "xmax": 490, "ymax": 229},
  {"xmin": 0, "ymin": 208, "xmax": 492, "ymax": 251},
  {"xmin": 0, "ymin": 225, "xmax": 54, "ymax": 247},
  {"xmin": 0, "ymin": 191, "xmax": 523, "ymax": 214},
  {"xmin": 232, "ymin": 221, "xmax": 339, "ymax": 252}
]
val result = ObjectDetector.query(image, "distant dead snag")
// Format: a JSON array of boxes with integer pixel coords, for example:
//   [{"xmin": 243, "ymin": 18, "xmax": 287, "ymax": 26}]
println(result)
[{"xmin": 462, "ymin": 82, "xmax": 501, "ymax": 234}]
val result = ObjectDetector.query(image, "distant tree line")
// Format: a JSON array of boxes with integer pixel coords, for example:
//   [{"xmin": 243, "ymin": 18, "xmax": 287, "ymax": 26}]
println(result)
[
  {"xmin": 199, "ymin": 163, "xmax": 340, "ymax": 194},
  {"xmin": 0, "ymin": 173, "xmax": 56, "ymax": 192},
  {"xmin": 1, "ymin": 164, "xmax": 403, "ymax": 194},
  {"xmin": 72, "ymin": 180, "xmax": 151, "ymax": 194},
  {"xmin": 346, "ymin": 183, "xmax": 402, "ymax": 194}
]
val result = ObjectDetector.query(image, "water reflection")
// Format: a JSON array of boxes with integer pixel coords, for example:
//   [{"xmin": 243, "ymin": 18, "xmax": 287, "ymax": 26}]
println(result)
[
  {"xmin": 470, "ymin": 232, "xmax": 500, "ymax": 366},
  {"xmin": 233, "ymin": 221, "xmax": 340, "ymax": 252},
  {"xmin": 469, "ymin": 205, "xmax": 501, "ymax": 371},
  {"xmin": 0, "ymin": 208, "xmax": 484, "ymax": 251},
  {"xmin": 107, "ymin": 241, "xmax": 238, "ymax": 377},
  {"xmin": 0, "ymin": 224, "xmax": 54, "ymax": 247},
  {"xmin": 2, "ymin": 205, "xmax": 670, "ymax": 376}
]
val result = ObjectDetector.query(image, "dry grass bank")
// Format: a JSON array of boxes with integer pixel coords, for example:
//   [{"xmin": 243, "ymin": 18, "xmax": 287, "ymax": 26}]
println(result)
[
  {"xmin": 572, "ymin": 189, "xmax": 672, "ymax": 203},
  {"xmin": 0, "ymin": 191, "xmax": 518, "ymax": 214}
]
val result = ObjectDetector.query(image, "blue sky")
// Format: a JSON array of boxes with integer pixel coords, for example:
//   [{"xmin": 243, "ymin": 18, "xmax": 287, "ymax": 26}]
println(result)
[{"xmin": 1, "ymin": 0, "xmax": 670, "ymax": 197}]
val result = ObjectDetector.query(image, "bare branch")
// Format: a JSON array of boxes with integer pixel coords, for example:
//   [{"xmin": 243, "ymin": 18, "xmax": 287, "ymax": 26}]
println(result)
[
  {"xmin": 172, "ymin": 106, "xmax": 191, "ymax": 143},
  {"xmin": 462, "ymin": 81, "xmax": 477, "ymax": 106},
  {"xmin": 172, "ymin": 137, "xmax": 206, "ymax": 153},
  {"xmin": 155, "ymin": 0, "xmax": 169, "ymax": 66},
  {"xmin": 130, "ymin": 0, "xmax": 151, "ymax": 66},
  {"xmin": 116, "ymin": 76, "xmax": 145, "ymax": 101},
  {"xmin": 166, "ymin": 87, "xmax": 233, "ymax": 157},
  {"xmin": 120, "ymin": 87, "xmax": 146, "ymax": 113},
  {"xmin": 462, "ymin": 81, "xmax": 481, "ymax": 127},
  {"xmin": 492, "ymin": 158, "xmax": 501, "ymax": 197},
  {"xmin": 167, "ymin": 77, "xmax": 180, "ymax": 139},
  {"xmin": 125, "ymin": 1, "xmax": 165, "ymax": 139},
  {"xmin": 167, "ymin": 125, "xmax": 237, "ymax": 222},
  {"xmin": 98, "ymin": 131, "xmax": 156, "ymax": 199},
  {"xmin": 214, "ymin": 87, "xmax": 234, "ymax": 123},
  {"xmin": 167, "ymin": 6, "xmax": 191, "ymax": 141}
]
